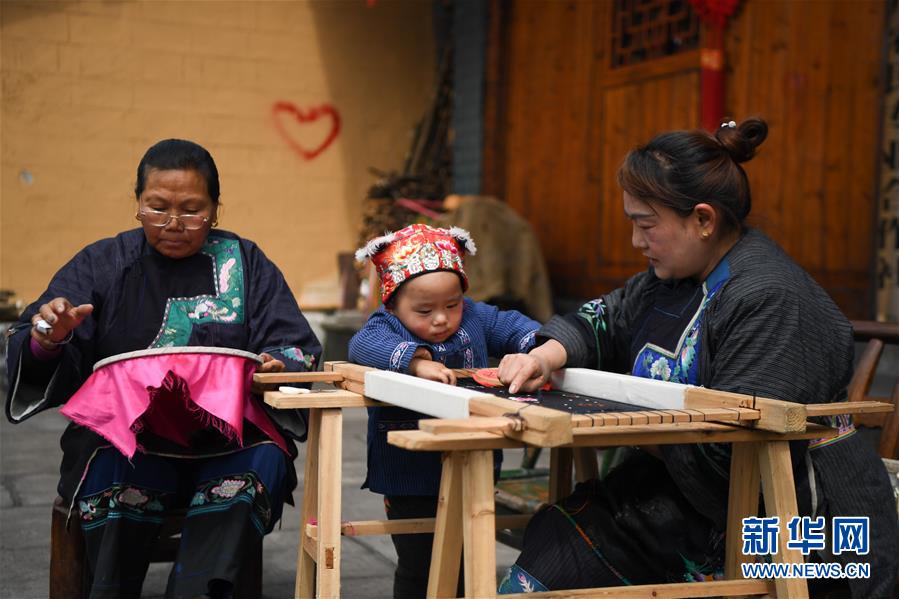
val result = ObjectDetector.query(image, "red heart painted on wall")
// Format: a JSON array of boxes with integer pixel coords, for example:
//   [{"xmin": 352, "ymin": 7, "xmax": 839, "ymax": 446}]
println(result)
[{"xmin": 272, "ymin": 101, "xmax": 341, "ymax": 161}]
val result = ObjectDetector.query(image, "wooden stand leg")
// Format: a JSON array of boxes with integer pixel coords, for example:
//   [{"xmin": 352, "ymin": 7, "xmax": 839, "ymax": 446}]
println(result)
[
  {"xmin": 316, "ymin": 408, "xmax": 343, "ymax": 599},
  {"xmin": 573, "ymin": 447, "xmax": 599, "ymax": 483},
  {"xmin": 758, "ymin": 440, "xmax": 809, "ymax": 599},
  {"xmin": 548, "ymin": 447, "xmax": 573, "ymax": 503},
  {"xmin": 296, "ymin": 408, "xmax": 321, "ymax": 599},
  {"xmin": 725, "ymin": 442, "xmax": 761, "ymax": 580},
  {"xmin": 462, "ymin": 450, "xmax": 497, "ymax": 599},
  {"xmin": 428, "ymin": 452, "xmax": 464, "ymax": 599}
]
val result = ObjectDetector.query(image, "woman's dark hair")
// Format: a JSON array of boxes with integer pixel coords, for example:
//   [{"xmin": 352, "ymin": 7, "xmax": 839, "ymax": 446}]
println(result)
[
  {"xmin": 617, "ymin": 117, "xmax": 768, "ymax": 234},
  {"xmin": 134, "ymin": 139, "xmax": 220, "ymax": 204}
]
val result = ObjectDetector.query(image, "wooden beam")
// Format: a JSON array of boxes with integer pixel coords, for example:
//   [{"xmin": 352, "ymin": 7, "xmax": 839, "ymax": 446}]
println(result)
[
  {"xmin": 850, "ymin": 319, "xmax": 899, "ymax": 343},
  {"xmin": 324, "ymin": 361, "xmax": 373, "ymax": 384},
  {"xmin": 684, "ymin": 387, "xmax": 806, "ymax": 433},
  {"xmin": 573, "ymin": 447, "xmax": 599, "ymax": 482},
  {"xmin": 498, "ymin": 578, "xmax": 774, "ymax": 598},
  {"xmin": 549, "ymin": 448, "xmax": 573, "ymax": 502},
  {"xmin": 264, "ymin": 390, "xmax": 377, "ymax": 409},
  {"xmin": 469, "ymin": 396, "xmax": 573, "ymax": 446},
  {"xmin": 253, "ymin": 371, "xmax": 344, "ymax": 385},
  {"xmin": 725, "ymin": 442, "xmax": 761, "ymax": 580},
  {"xmin": 428, "ymin": 452, "xmax": 464, "ymax": 599},
  {"xmin": 418, "ymin": 417, "xmax": 522, "ymax": 435},
  {"xmin": 316, "ymin": 409, "xmax": 343, "ymax": 598},
  {"xmin": 387, "ymin": 423, "xmax": 837, "ymax": 451},
  {"xmin": 304, "ymin": 514, "xmax": 533, "ymax": 539},
  {"xmin": 296, "ymin": 409, "xmax": 321, "ymax": 598},
  {"xmin": 758, "ymin": 440, "xmax": 808, "ymax": 598},
  {"xmin": 805, "ymin": 400, "xmax": 893, "ymax": 417},
  {"xmin": 462, "ymin": 450, "xmax": 498, "ymax": 598}
]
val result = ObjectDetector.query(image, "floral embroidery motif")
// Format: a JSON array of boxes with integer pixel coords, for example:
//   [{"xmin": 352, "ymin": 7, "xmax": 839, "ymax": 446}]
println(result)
[
  {"xmin": 151, "ymin": 236, "xmax": 246, "ymax": 347},
  {"xmin": 78, "ymin": 484, "xmax": 168, "ymax": 530},
  {"xmin": 577, "ymin": 299, "xmax": 608, "ymax": 368},
  {"xmin": 277, "ymin": 346, "xmax": 316, "ymax": 369},
  {"xmin": 211, "ymin": 478, "xmax": 246, "ymax": 499},
  {"xmin": 190, "ymin": 472, "xmax": 272, "ymax": 534},
  {"xmin": 680, "ymin": 532, "xmax": 725, "ymax": 582},
  {"xmin": 649, "ymin": 357, "xmax": 672, "ymax": 381},
  {"xmin": 498, "ymin": 565, "xmax": 549, "ymax": 593},
  {"xmin": 117, "ymin": 487, "xmax": 149, "ymax": 507}
]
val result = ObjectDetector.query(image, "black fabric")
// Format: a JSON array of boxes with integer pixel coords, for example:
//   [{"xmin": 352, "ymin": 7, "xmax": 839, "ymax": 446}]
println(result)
[
  {"xmin": 95, "ymin": 251, "xmax": 215, "ymax": 360},
  {"xmin": 516, "ymin": 452, "xmax": 723, "ymax": 589},
  {"xmin": 628, "ymin": 279, "xmax": 703, "ymax": 362}
]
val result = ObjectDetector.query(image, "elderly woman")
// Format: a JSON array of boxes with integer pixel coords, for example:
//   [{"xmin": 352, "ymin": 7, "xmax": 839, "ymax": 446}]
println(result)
[
  {"xmin": 497, "ymin": 118, "xmax": 898, "ymax": 598},
  {"xmin": 4, "ymin": 139, "xmax": 321, "ymax": 598}
]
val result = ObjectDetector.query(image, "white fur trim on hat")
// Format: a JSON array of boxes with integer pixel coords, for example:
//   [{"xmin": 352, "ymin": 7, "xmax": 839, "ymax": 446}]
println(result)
[
  {"xmin": 355, "ymin": 230, "xmax": 399, "ymax": 263},
  {"xmin": 448, "ymin": 226, "xmax": 477, "ymax": 255}
]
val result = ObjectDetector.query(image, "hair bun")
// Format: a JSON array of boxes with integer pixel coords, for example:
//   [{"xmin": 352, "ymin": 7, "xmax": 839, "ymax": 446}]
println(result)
[{"xmin": 715, "ymin": 117, "xmax": 768, "ymax": 163}]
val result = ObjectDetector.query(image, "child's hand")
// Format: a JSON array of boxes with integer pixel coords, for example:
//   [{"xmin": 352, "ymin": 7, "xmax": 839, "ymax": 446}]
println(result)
[{"xmin": 409, "ymin": 357, "xmax": 457, "ymax": 385}]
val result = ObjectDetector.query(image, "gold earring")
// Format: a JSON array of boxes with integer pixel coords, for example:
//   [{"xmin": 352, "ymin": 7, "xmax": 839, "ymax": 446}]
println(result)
[{"xmin": 701, "ymin": 230, "xmax": 710, "ymax": 240}]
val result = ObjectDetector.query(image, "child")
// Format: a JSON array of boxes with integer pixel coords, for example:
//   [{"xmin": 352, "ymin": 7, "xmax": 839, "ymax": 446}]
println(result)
[{"xmin": 349, "ymin": 223, "xmax": 541, "ymax": 598}]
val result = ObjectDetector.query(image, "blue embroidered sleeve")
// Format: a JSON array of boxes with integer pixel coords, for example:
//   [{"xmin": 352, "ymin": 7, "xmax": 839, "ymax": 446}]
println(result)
[
  {"xmin": 469, "ymin": 300, "xmax": 541, "ymax": 358},
  {"xmin": 348, "ymin": 309, "xmax": 425, "ymax": 372}
]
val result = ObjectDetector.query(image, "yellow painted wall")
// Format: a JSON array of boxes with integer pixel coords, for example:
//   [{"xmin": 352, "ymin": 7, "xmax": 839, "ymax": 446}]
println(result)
[{"xmin": 1, "ymin": 0, "xmax": 434, "ymax": 308}]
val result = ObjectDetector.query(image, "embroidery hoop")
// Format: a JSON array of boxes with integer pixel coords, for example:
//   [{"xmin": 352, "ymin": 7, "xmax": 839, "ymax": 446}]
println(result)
[{"xmin": 93, "ymin": 346, "xmax": 263, "ymax": 371}]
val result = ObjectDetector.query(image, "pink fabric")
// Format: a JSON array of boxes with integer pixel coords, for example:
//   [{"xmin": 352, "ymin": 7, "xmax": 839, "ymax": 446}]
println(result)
[
  {"xmin": 30, "ymin": 337, "xmax": 62, "ymax": 360},
  {"xmin": 60, "ymin": 353, "xmax": 287, "ymax": 458}
]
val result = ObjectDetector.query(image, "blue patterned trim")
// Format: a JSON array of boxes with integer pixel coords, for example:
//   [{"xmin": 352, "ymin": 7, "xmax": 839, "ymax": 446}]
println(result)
[
  {"xmin": 187, "ymin": 473, "xmax": 272, "ymax": 536},
  {"xmin": 498, "ymin": 564, "xmax": 549, "ymax": 594},
  {"xmin": 78, "ymin": 483, "xmax": 168, "ymax": 531},
  {"xmin": 389, "ymin": 341, "xmax": 416, "ymax": 371},
  {"xmin": 809, "ymin": 413, "xmax": 856, "ymax": 450},
  {"xmin": 518, "ymin": 329, "xmax": 538, "ymax": 353}
]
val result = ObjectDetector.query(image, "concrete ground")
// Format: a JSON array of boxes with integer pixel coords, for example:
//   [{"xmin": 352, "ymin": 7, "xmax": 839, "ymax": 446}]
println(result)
[{"xmin": 0, "ymin": 405, "xmax": 523, "ymax": 598}]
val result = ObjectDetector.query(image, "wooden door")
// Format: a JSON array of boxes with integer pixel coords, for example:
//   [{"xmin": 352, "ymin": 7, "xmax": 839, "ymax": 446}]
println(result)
[{"xmin": 484, "ymin": 0, "xmax": 885, "ymax": 318}]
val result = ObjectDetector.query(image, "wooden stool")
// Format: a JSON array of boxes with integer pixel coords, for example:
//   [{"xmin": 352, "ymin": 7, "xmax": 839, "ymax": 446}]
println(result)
[{"xmin": 49, "ymin": 496, "xmax": 263, "ymax": 599}]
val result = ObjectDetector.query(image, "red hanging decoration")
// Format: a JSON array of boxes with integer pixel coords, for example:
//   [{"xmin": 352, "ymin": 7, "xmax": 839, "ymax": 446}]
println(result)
[{"xmin": 687, "ymin": 0, "xmax": 741, "ymax": 132}]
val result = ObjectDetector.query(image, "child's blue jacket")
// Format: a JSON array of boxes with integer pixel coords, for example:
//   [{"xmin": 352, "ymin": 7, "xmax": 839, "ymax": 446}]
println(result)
[{"xmin": 348, "ymin": 298, "xmax": 540, "ymax": 495}]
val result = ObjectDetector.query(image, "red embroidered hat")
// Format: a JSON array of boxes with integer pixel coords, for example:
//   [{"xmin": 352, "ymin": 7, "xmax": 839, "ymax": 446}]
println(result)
[{"xmin": 355, "ymin": 223, "xmax": 477, "ymax": 304}]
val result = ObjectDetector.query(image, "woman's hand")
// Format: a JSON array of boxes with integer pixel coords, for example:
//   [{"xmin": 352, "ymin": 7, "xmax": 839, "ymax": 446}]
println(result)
[
  {"xmin": 498, "ymin": 339, "xmax": 568, "ymax": 394},
  {"xmin": 31, "ymin": 298, "xmax": 93, "ymax": 350},
  {"xmin": 257, "ymin": 352, "xmax": 285, "ymax": 373}
]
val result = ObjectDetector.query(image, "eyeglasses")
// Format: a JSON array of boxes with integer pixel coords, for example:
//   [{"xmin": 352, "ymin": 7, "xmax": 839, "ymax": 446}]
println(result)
[{"xmin": 139, "ymin": 208, "xmax": 210, "ymax": 230}]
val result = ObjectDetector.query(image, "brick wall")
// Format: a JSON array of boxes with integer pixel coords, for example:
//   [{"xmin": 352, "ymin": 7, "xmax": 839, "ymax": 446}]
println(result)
[{"xmin": 1, "ymin": 0, "xmax": 434, "ymax": 308}]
